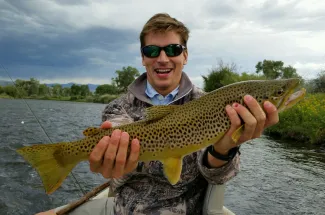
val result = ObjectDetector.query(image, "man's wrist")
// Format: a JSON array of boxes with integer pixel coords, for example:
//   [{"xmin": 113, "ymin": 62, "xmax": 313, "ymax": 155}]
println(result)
[{"xmin": 204, "ymin": 145, "xmax": 240, "ymax": 168}]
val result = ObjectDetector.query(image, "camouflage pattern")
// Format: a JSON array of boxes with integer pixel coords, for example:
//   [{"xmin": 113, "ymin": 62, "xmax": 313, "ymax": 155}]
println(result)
[{"xmin": 101, "ymin": 72, "xmax": 240, "ymax": 215}]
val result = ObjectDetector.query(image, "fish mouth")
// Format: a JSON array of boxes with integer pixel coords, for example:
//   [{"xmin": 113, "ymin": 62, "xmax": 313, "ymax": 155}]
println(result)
[{"xmin": 278, "ymin": 79, "xmax": 306, "ymax": 112}]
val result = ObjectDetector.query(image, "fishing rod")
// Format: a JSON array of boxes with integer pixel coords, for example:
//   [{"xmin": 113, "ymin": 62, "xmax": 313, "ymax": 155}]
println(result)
[{"xmin": 0, "ymin": 63, "xmax": 86, "ymax": 196}]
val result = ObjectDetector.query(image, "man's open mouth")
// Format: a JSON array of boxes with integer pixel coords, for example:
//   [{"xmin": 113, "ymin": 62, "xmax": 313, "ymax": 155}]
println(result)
[{"xmin": 155, "ymin": 69, "xmax": 172, "ymax": 74}]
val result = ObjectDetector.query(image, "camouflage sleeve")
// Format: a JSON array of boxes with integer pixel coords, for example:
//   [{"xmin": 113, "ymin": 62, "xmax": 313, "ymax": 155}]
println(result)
[
  {"xmin": 101, "ymin": 94, "xmax": 135, "ymax": 126},
  {"xmin": 196, "ymin": 148, "xmax": 240, "ymax": 184}
]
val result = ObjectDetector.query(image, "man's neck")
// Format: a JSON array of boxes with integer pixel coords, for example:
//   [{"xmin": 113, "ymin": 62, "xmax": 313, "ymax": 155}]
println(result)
[
  {"xmin": 156, "ymin": 88, "xmax": 175, "ymax": 97},
  {"xmin": 146, "ymin": 80, "xmax": 179, "ymax": 97}
]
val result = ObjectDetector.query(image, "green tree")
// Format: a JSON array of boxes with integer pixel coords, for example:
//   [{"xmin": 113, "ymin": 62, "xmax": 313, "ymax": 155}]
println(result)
[
  {"xmin": 62, "ymin": 87, "xmax": 71, "ymax": 97},
  {"xmin": 0, "ymin": 86, "xmax": 3, "ymax": 94},
  {"xmin": 112, "ymin": 66, "xmax": 140, "ymax": 92},
  {"xmin": 14, "ymin": 79, "xmax": 28, "ymax": 97},
  {"xmin": 282, "ymin": 65, "xmax": 300, "ymax": 79},
  {"xmin": 202, "ymin": 60, "xmax": 238, "ymax": 92},
  {"xmin": 52, "ymin": 84, "xmax": 63, "ymax": 97},
  {"xmin": 80, "ymin": 85, "xmax": 90, "ymax": 97},
  {"xmin": 28, "ymin": 78, "xmax": 40, "ymax": 96},
  {"xmin": 71, "ymin": 84, "xmax": 81, "ymax": 96},
  {"xmin": 95, "ymin": 84, "xmax": 118, "ymax": 95},
  {"xmin": 255, "ymin": 60, "xmax": 301, "ymax": 79},
  {"xmin": 314, "ymin": 70, "xmax": 325, "ymax": 93},
  {"xmin": 39, "ymin": 84, "xmax": 49, "ymax": 96},
  {"xmin": 3, "ymin": 85, "xmax": 18, "ymax": 97}
]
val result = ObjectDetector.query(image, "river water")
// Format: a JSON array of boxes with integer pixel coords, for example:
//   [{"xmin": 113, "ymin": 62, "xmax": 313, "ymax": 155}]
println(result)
[{"xmin": 0, "ymin": 98, "xmax": 324, "ymax": 215}]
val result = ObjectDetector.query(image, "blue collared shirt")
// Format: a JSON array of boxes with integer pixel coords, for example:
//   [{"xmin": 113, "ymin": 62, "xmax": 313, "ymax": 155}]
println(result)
[{"xmin": 145, "ymin": 81, "xmax": 179, "ymax": 105}]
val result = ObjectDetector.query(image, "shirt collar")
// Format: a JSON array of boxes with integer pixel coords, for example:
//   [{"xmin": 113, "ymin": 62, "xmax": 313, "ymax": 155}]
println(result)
[{"xmin": 145, "ymin": 80, "xmax": 179, "ymax": 99}]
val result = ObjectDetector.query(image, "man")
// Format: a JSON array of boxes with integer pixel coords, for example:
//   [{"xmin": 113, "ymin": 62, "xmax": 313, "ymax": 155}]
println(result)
[{"xmin": 38, "ymin": 13, "xmax": 279, "ymax": 215}]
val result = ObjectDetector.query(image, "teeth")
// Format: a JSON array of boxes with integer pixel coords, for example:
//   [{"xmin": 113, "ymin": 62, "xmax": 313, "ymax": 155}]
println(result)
[{"xmin": 155, "ymin": 69, "xmax": 172, "ymax": 73}]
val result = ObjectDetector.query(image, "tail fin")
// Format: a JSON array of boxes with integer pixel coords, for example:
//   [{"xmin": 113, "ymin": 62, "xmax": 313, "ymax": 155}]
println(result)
[{"xmin": 16, "ymin": 142, "xmax": 79, "ymax": 194}]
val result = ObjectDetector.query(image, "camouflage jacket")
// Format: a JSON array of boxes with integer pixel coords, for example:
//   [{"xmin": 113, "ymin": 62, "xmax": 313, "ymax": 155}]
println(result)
[{"xmin": 101, "ymin": 72, "xmax": 240, "ymax": 215}]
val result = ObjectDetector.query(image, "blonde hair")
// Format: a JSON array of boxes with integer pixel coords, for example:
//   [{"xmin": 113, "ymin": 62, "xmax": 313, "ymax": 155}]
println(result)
[{"xmin": 139, "ymin": 13, "xmax": 190, "ymax": 48}]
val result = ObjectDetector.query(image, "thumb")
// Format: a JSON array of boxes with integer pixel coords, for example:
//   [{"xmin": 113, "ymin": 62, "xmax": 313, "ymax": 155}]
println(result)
[{"xmin": 101, "ymin": 120, "xmax": 112, "ymax": 129}]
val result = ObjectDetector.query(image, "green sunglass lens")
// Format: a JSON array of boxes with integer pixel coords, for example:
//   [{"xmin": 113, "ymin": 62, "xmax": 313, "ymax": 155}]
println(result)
[
  {"xmin": 143, "ymin": 46, "xmax": 160, "ymax": 57},
  {"xmin": 142, "ymin": 44, "xmax": 184, "ymax": 57},
  {"xmin": 166, "ymin": 45, "xmax": 183, "ymax": 56}
]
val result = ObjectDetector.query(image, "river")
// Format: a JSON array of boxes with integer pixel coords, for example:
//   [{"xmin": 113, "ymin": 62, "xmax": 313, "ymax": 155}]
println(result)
[{"xmin": 0, "ymin": 99, "xmax": 324, "ymax": 215}]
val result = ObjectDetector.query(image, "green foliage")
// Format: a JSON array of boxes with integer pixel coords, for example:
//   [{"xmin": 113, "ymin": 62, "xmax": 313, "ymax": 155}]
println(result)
[
  {"xmin": 0, "ymin": 65, "xmax": 139, "ymax": 103},
  {"xmin": 95, "ymin": 84, "xmax": 118, "ymax": 95},
  {"xmin": 70, "ymin": 84, "xmax": 81, "ymax": 96},
  {"xmin": 52, "ymin": 84, "xmax": 63, "ymax": 97},
  {"xmin": 302, "ymin": 70, "xmax": 325, "ymax": 93},
  {"xmin": 2, "ymin": 85, "xmax": 18, "ymax": 97},
  {"xmin": 265, "ymin": 93, "xmax": 325, "ymax": 145},
  {"xmin": 314, "ymin": 70, "xmax": 325, "ymax": 93},
  {"xmin": 202, "ymin": 61, "xmax": 236, "ymax": 92},
  {"xmin": 39, "ymin": 84, "xmax": 49, "ymax": 96},
  {"xmin": 255, "ymin": 59, "xmax": 301, "ymax": 79},
  {"xmin": 202, "ymin": 60, "xmax": 266, "ymax": 92},
  {"xmin": 112, "ymin": 66, "xmax": 140, "ymax": 93}
]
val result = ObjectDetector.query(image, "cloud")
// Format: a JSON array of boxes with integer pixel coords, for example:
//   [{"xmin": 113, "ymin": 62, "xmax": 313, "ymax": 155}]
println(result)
[{"xmin": 0, "ymin": 0, "xmax": 324, "ymax": 88}]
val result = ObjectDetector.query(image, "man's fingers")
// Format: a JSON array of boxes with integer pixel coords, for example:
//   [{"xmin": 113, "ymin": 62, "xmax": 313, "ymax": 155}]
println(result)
[
  {"xmin": 125, "ymin": 138, "xmax": 140, "ymax": 172},
  {"xmin": 263, "ymin": 101, "xmax": 279, "ymax": 128},
  {"xmin": 89, "ymin": 136, "xmax": 109, "ymax": 172},
  {"xmin": 101, "ymin": 121, "xmax": 113, "ymax": 129},
  {"xmin": 225, "ymin": 105, "xmax": 241, "ymax": 137},
  {"xmin": 232, "ymin": 102, "xmax": 256, "ymax": 142},
  {"xmin": 243, "ymin": 95, "xmax": 266, "ymax": 138},
  {"xmin": 113, "ymin": 132, "xmax": 130, "ymax": 178},
  {"xmin": 102, "ymin": 129, "xmax": 121, "ymax": 178}
]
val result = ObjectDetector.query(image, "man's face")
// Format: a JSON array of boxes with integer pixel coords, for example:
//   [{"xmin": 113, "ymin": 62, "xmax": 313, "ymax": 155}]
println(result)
[{"xmin": 141, "ymin": 31, "xmax": 188, "ymax": 96}]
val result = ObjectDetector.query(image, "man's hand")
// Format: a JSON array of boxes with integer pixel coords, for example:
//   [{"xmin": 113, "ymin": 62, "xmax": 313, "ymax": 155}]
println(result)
[
  {"xmin": 208, "ymin": 95, "xmax": 279, "ymax": 167},
  {"xmin": 89, "ymin": 121, "xmax": 140, "ymax": 179}
]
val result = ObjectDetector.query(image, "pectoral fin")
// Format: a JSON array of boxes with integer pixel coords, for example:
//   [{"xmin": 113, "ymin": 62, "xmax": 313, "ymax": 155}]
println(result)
[
  {"xmin": 231, "ymin": 125, "xmax": 244, "ymax": 143},
  {"xmin": 161, "ymin": 157, "xmax": 183, "ymax": 185}
]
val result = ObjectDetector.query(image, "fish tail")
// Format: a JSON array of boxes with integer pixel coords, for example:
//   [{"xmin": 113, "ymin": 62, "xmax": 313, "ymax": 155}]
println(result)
[{"xmin": 16, "ymin": 142, "xmax": 80, "ymax": 194}]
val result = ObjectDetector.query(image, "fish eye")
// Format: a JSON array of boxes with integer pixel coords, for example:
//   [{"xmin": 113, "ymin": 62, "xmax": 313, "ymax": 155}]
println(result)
[{"xmin": 277, "ymin": 88, "xmax": 284, "ymax": 95}]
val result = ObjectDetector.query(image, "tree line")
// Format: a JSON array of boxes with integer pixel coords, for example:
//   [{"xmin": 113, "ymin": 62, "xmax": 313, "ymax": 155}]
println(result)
[
  {"xmin": 202, "ymin": 59, "xmax": 325, "ymax": 93},
  {"xmin": 1, "ymin": 60, "xmax": 324, "ymax": 102},
  {"xmin": 0, "ymin": 66, "xmax": 140, "ymax": 102}
]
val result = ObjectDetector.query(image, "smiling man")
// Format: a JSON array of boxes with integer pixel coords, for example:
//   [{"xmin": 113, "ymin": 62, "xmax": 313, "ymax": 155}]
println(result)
[{"xmin": 38, "ymin": 13, "xmax": 279, "ymax": 215}]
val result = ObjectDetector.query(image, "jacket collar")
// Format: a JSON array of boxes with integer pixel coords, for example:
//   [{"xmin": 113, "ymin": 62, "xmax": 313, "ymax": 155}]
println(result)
[{"xmin": 127, "ymin": 71, "xmax": 193, "ymax": 104}]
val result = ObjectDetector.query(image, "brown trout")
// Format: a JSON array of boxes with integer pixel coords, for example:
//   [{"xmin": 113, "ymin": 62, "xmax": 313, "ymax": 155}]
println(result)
[{"xmin": 16, "ymin": 78, "xmax": 306, "ymax": 194}]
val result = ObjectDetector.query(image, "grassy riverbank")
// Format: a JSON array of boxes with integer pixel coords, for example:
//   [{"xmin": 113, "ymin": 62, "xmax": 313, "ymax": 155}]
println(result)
[{"xmin": 265, "ymin": 93, "xmax": 325, "ymax": 145}]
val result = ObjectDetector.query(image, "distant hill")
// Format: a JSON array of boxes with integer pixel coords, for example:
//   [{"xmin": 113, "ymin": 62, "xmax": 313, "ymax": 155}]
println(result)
[{"xmin": 0, "ymin": 80, "xmax": 99, "ymax": 92}]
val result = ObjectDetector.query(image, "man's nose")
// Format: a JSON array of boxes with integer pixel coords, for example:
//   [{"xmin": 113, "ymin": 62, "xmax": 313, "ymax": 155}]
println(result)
[{"xmin": 157, "ymin": 50, "xmax": 169, "ymax": 63}]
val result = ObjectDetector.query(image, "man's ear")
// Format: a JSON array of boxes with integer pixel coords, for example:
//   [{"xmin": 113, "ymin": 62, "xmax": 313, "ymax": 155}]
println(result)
[
  {"xmin": 141, "ymin": 53, "xmax": 145, "ymax": 66},
  {"xmin": 183, "ymin": 50, "xmax": 188, "ymax": 65}
]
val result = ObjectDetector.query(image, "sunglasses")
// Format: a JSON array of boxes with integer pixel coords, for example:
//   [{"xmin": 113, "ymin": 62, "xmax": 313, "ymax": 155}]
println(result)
[{"xmin": 141, "ymin": 44, "xmax": 187, "ymax": 58}]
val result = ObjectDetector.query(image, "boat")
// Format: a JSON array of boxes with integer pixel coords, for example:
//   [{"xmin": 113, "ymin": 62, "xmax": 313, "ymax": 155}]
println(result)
[{"xmin": 54, "ymin": 183, "xmax": 235, "ymax": 215}]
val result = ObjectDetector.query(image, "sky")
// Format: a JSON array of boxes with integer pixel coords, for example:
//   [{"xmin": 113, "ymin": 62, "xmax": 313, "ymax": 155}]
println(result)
[{"xmin": 0, "ymin": 0, "xmax": 324, "ymax": 88}]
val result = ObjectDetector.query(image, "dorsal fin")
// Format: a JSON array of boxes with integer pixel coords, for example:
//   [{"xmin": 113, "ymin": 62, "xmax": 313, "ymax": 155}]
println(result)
[
  {"xmin": 83, "ymin": 127, "xmax": 102, "ymax": 136},
  {"xmin": 145, "ymin": 105, "xmax": 179, "ymax": 121}
]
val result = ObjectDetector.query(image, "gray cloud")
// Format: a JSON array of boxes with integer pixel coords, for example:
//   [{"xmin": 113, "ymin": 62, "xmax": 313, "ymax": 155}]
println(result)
[{"xmin": 0, "ymin": 0, "xmax": 324, "ymax": 87}]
